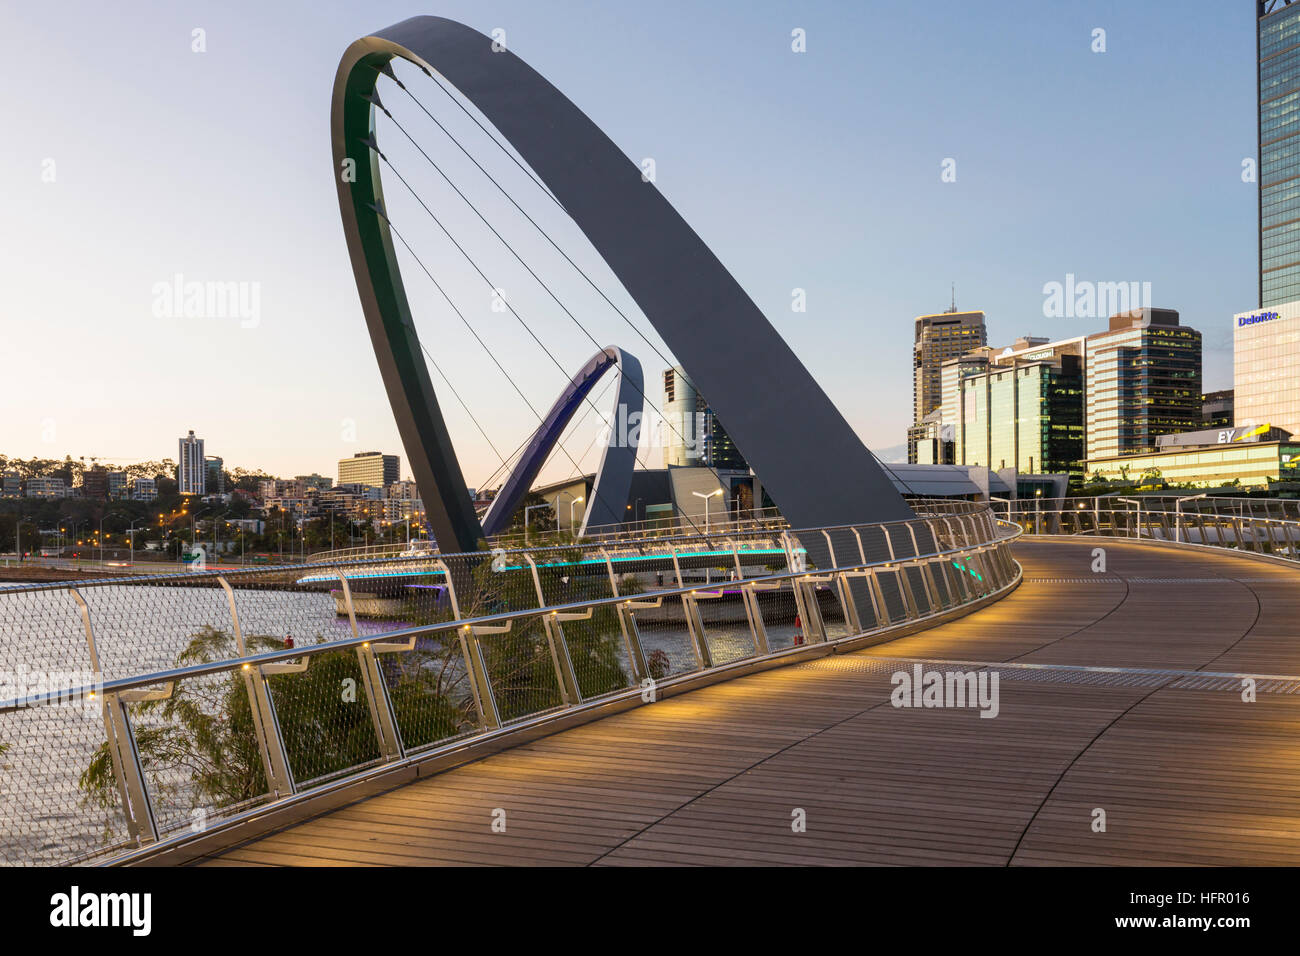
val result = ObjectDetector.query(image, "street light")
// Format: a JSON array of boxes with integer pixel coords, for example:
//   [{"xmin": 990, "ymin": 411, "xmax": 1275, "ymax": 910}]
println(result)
[
  {"xmin": 553, "ymin": 493, "xmax": 585, "ymax": 534},
  {"xmin": 1175, "ymin": 493, "xmax": 1208, "ymax": 544},
  {"xmin": 692, "ymin": 488, "xmax": 724, "ymax": 532},
  {"xmin": 125, "ymin": 517, "xmax": 149, "ymax": 566},
  {"xmin": 99, "ymin": 511, "xmax": 128, "ymax": 565}
]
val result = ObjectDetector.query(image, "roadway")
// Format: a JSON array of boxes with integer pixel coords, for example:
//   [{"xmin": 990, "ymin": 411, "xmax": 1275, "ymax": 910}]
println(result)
[{"xmin": 199, "ymin": 538, "xmax": 1300, "ymax": 866}]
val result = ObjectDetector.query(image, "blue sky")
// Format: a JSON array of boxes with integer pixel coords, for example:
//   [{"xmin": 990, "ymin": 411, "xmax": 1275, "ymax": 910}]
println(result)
[{"xmin": 0, "ymin": 0, "xmax": 1258, "ymax": 485}]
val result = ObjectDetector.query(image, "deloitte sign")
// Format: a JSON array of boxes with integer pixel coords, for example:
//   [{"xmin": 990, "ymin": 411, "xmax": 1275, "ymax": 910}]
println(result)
[{"xmin": 1238, "ymin": 310, "xmax": 1281, "ymax": 327}]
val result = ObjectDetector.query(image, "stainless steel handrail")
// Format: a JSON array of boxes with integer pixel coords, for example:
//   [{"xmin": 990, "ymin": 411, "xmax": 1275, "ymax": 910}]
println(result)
[
  {"xmin": 0, "ymin": 506, "xmax": 1020, "ymax": 866},
  {"xmin": 0, "ymin": 518, "xmax": 1021, "ymax": 712}
]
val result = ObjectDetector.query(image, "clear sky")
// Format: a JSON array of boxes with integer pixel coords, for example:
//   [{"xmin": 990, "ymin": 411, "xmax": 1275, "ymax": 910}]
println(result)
[{"xmin": 0, "ymin": 0, "xmax": 1257, "ymax": 487}]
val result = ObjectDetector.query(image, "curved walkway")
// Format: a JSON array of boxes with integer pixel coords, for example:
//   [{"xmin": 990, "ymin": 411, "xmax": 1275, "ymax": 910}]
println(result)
[{"xmin": 201, "ymin": 540, "xmax": 1300, "ymax": 866}]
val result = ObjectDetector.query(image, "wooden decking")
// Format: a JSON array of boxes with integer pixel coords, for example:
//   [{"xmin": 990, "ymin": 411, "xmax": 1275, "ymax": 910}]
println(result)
[{"xmin": 202, "ymin": 539, "xmax": 1300, "ymax": 866}]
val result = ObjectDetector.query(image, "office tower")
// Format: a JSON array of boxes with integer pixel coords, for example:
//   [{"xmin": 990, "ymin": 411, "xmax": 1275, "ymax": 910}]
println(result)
[
  {"xmin": 1234, "ymin": 302, "xmax": 1300, "ymax": 435},
  {"xmin": 338, "ymin": 451, "xmax": 400, "ymax": 489},
  {"xmin": 945, "ymin": 337, "xmax": 1086, "ymax": 479},
  {"xmin": 178, "ymin": 430, "xmax": 205, "ymax": 495},
  {"xmin": 661, "ymin": 367, "xmax": 749, "ymax": 471},
  {"xmin": 1259, "ymin": 2, "xmax": 1300, "ymax": 307},
  {"xmin": 911, "ymin": 310, "xmax": 986, "ymax": 461},
  {"xmin": 1084, "ymin": 309, "xmax": 1202, "ymax": 461}
]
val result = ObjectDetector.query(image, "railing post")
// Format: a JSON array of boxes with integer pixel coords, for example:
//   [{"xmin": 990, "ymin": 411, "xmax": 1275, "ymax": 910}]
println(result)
[
  {"xmin": 524, "ymin": 555, "xmax": 583, "ymax": 706},
  {"xmin": 436, "ymin": 559, "xmax": 501, "ymax": 731},
  {"xmin": 336, "ymin": 572, "xmax": 404, "ymax": 761},
  {"xmin": 217, "ymin": 576, "xmax": 295, "ymax": 798},
  {"xmin": 730, "ymin": 540, "xmax": 769, "ymax": 654},
  {"xmin": 602, "ymin": 548, "xmax": 650, "ymax": 680},
  {"xmin": 69, "ymin": 588, "xmax": 159, "ymax": 846},
  {"xmin": 906, "ymin": 521, "xmax": 942, "ymax": 611},
  {"xmin": 882, "ymin": 526, "xmax": 921, "ymax": 620},
  {"xmin": 668, "ymin": 544, "xmax": 713, "ymax": 669}
]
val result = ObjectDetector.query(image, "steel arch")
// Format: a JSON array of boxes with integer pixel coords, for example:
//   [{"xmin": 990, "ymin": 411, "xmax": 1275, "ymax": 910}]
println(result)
[
  {"xmin": 479, "ymin": 346, "xmax": 642, "ymax": 537},
  {"xmin": 333, "ymin": 16, "xmax": 913, "ymax": 552}
]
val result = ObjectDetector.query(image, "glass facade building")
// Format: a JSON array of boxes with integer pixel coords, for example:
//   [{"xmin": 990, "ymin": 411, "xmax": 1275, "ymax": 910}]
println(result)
[
  {"xmin": 661, "ymin": 367, "xmax": 748, "ymax": 471},
  {"xmin": 1084, "ymin": 309, "xmax": 1202, "ymax": 462},
  {"xmin": 947, "ymin": 340, "xmax": 1085, "ymax": 479},
  {"xmin": 1233, "ymin": 300, "xmax": 1300, "ymax": 435},
  {"xmin": 1260, "ymin": 1, "xmax": 1300, "ymax": 306}
]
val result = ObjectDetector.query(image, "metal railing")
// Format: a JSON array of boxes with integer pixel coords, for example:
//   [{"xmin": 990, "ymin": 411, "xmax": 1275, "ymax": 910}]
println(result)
[
  {"xmin": 991, "ymin": 494, "xmax": 1300, "ymax": 562},
  {"xmin": 306, "ymin": 506, "xmax": 792, "ymax": 562},
  {"xmin": 0, "ymin": 500, "xmax": 1018, "ymax": 866}
]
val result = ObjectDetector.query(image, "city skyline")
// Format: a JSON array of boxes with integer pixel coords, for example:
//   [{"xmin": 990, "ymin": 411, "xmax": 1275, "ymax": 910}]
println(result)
[{"xmin": 0, "ymin": 0, "xmax": 1256, "ymax": 482}]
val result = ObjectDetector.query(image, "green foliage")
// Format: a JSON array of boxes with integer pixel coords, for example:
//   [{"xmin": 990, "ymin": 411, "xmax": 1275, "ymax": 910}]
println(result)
[
  {"xmin": 80, "ymin": 626, "xmax": 271, "ymax": 811},
  {"xmin": 78, "ymin": 542, "xmax": 637, "ymax": 818}
]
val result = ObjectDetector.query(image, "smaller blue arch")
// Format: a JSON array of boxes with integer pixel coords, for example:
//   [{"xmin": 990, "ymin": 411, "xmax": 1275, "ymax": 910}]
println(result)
[{"xmin": 480, "ymin": 347, "xmax": 643, "ymax": 537}]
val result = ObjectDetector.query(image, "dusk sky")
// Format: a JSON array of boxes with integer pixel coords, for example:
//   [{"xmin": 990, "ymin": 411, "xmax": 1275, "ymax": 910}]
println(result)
[{"xmin": 0, "ymin": 0, "xmax": 1257, "ymax": 487}]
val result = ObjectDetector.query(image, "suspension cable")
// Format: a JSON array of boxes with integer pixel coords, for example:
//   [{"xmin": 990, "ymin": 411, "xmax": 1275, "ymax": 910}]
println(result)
[
  {"xmin": 382, "ymin": 215, "xmax": 586, "ymax": 477},
  {"xmin": 375, "ymin": 76, "xmax": 733, "ymax": 514}
]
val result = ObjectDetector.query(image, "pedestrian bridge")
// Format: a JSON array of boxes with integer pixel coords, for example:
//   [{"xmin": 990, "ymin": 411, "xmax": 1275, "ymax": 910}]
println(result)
[
  {"xmin": 190, "ymin": 538, "xmax": 1300, "ymax": 867},
  {"xmin": 4, "ymin": 499, "xmax": 1300, "ymax": 866}
]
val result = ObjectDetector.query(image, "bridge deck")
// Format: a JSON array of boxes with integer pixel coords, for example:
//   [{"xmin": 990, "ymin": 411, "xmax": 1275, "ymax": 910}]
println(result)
[{"xmin": 201, "ymin": 540, "xmax": 1300, "ymax": 866}]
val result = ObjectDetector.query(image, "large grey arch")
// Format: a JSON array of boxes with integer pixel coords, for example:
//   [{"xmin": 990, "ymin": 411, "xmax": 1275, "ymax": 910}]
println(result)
[
  {"xmin": 332, "ymin": 16, "xmax": 913, "ymax": 553},
  {"xmin": 479, "ymin": 346, "xmax": 642, "ymax": 538}
]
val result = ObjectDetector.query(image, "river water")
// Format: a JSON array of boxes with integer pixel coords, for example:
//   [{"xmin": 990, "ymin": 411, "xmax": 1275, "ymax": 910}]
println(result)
[{"xmin": 0, "ymin": 581, "xmax": 809, "ymax": 865}]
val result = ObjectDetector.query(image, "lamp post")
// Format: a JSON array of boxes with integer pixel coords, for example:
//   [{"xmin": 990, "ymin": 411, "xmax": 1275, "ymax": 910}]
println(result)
[
  {"xmin": 125, "ymin": 517, "xmax": 149, "ymax": 566},
  {"xmin": 1175, "ymin": 493, "xmax": 1207, "ymax": 544},
  {"xmin": 692, "ymin": 488, "xmax": 724, "ymax": 532},
  {"xmin": 99, "ymin": 511, "xmax": 128, "ymax": 565},
  {"xmin": 553, "ymin": 493, "xmax": 584, "ymax": 535}
]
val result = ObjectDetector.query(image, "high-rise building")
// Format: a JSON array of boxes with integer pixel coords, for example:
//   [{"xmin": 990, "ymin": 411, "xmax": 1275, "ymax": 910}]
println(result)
[
  {"xmin": 205, "ymin": 456, "xmax": 225, "ymax": 496},
  {"xmin": 911, "ymin": 310, "xmax": 986, "ymax": 461},
  {"xmin": 178, "ymin": 430, "xmax": 205, "ymax": 495},
  {"xmin": 661, "ymin": 367, "xmax": 749, "ymax": 471},
  {"xmin": 945, "ymin": 337, "xmax": 1086, "ymax": 479},
  {"xmin": 338, "ymin": 452, "xmax": 400, "ymax": 489},
  {"xmin": 1084, "ymin": 309, "xmax": 1202, "ymax": 462},
  {"xmin": 1259, "ymin": 2, "xmax": 1300, "ymax": 307},
  {"xmin": 1202, "ymin": 389, "xmax": 1235, "ymax": 428},
  {"xmin": 1233, "ymin": 302, "xmax": 1300, "ymax": 435}
]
